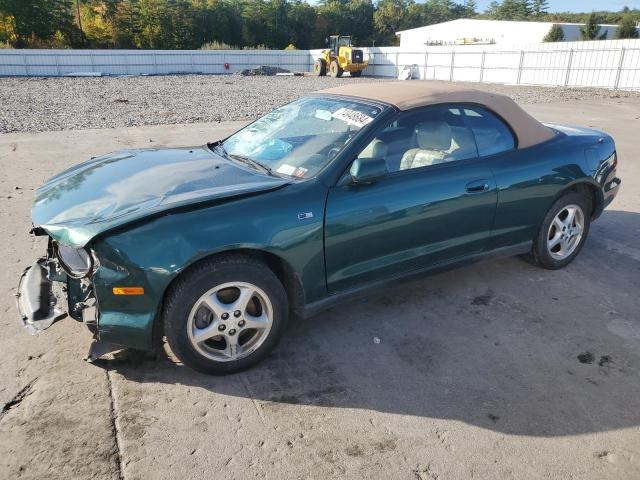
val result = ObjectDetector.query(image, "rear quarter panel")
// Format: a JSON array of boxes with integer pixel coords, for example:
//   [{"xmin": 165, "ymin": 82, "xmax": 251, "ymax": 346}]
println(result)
[{"xmin": 489, "ymin": 130, "xmax": 613, "ymax": 249}]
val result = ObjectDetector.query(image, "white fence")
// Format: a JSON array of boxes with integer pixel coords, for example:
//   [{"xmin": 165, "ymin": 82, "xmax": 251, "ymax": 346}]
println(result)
[
  {"xmin": 312, "ymin": 38, "xmax": 640, "ymax": 90},
  {"xmin": 0, "ymin": 49, "xmax": 311, "ymax": 76},
  {"xmin": 1, "ymin": 38, "xmax": 639, "ymax": 90}
]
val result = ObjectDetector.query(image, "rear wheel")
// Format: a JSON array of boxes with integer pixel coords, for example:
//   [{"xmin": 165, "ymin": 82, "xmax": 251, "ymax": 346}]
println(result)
[
  {"xmin": 528, "ymin": 192, "xmax": 591, "ymax": 269},
  {"xmin": 350, "ymin": 70, "xmax": 362, "ymax": 77},
  {"xmin": 313, "ymin": 58, "xmax": 327, "ymax": 76},
  {"xmin": 329, "ymin": 60, "xmax": 343, "ymax": 78},
  {"xmin": 163, "ymin": 256, "xmax": 288, "ymax": 374}
]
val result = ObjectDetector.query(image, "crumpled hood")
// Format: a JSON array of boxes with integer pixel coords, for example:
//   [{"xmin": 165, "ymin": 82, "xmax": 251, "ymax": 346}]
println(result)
[{"xmin": 33, "ymin": 146, "xmax": 289, "ymax": 247}]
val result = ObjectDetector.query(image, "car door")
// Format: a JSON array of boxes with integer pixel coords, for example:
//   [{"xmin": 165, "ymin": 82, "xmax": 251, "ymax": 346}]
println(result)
[{"xmin": 324, "ymin": 105, "xmax": 498, "ymax": 293}]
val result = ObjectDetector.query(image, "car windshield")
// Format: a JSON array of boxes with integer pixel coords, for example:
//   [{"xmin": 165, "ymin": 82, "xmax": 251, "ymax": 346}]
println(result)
[{"xmin": 221, "ymin": 97, "xmax": 383, "ymax": 179}]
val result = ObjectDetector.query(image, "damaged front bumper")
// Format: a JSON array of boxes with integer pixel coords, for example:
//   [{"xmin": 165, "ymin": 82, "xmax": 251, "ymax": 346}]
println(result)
[
  {"xmin": 15, "ymin": 251, "xmax": 148, "ymax": 362},
  {"xmin": 16, "ymin": 259, "xmax": 67, "ymax": 334}
]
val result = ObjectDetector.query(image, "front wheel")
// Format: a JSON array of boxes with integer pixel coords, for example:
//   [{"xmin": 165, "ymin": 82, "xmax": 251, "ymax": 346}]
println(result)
[
  {"xmin": 313, "ymin": 58, "xmax": 327, "ymax": 76},
  {"xmin": 329, "ymin": 60, "xmax": 343, "ymax": 78},
  {"xmin": 528, "ymin": 192, "xmax": 591, "ymax": 269},
  {"xmin": 163, "ymin": 256, "xmax": 288, "ymax": 374}
]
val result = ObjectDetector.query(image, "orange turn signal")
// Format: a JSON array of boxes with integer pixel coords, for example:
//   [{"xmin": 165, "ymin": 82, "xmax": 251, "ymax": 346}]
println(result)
[{"xmin": 112, "ymin": 287, "xmax": 145, "ymax": 296}]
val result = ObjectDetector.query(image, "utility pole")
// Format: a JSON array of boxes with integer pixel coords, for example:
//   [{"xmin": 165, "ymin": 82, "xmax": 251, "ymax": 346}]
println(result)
[{"xmin": 76, "ymin": 0, "xmax": 86, "ymax": 47}]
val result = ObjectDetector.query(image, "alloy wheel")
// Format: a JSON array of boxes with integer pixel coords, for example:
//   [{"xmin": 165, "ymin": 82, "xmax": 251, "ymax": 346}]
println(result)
[
  {"xmin": 546, "ymin": 204, "xmax": 585, "ymax": 260},
  {"xmin": 187, "ymin": 282, "xmax": 273, "ymax": 362}
]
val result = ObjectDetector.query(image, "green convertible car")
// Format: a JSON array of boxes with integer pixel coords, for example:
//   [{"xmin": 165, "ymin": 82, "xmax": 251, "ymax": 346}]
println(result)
[{"xmin": 16, "ymin": 81, "xmax": 621, "ymax": 374}]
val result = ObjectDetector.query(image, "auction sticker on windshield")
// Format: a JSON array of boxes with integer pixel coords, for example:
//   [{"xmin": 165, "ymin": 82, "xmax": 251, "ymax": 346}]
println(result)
[{"xmin": 332, "ymin": 108, "xmax": 374, "ymax": 128}]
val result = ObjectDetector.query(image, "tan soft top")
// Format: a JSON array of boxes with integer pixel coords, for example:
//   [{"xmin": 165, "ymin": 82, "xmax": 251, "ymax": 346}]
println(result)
[{"xmin": 319, "ymin": 81, "xmax": 554, "ymax": 149}]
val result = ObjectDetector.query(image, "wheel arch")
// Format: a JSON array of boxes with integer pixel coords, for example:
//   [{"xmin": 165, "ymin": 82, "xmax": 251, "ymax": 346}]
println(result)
[
  {"xmin": 153, "ymin": 247, "xmax": 305, "ymax": 351},
  {"xmin": 555, "ymin": 180, "xmax": 604, "ymax": 220}
]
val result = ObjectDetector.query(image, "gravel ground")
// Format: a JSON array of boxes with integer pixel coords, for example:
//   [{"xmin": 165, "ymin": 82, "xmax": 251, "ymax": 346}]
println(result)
[{"xmin": 1, "ymin": 75, "xmax": 640, "ymax": 134}]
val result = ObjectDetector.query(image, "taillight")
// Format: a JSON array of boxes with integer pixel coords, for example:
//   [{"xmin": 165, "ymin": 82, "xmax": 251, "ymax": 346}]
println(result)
[{"xmin": 612, "ymin": 151, "xmax": 618, "ymax": 169}]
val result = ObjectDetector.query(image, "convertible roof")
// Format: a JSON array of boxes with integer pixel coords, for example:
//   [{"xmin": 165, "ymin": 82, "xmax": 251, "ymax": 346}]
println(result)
[{"xmin": 319, "ymin": 81, "xmax": 555, "ymax": 149}]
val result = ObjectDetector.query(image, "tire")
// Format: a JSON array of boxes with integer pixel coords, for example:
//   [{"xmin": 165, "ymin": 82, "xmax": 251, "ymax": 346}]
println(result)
[
  {"xmin": 163, "ymin": 255, "xmax": 288, "ymax": 375},
  {"xmin": 350, "ymin": 70, "xmax": 362, "ymax": 77},
  {"xmin": 329, "ymin": 60, "xmax": 343, "ymax": 78},
  {"xmin": 313, "ymin": 58, "xmax": 327, "ymax": 76},
  {"xmin": 528, "ymin": 192, "xmax": 592, "ymax": 270}
]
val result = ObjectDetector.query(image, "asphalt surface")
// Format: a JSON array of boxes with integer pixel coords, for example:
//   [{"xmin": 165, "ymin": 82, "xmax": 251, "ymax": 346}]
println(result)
[{"xmin": 1, "ymin": 97, "xmax": 639, "ymax": 479}]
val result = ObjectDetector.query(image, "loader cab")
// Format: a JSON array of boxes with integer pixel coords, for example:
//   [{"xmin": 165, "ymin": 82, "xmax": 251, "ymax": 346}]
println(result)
[{"xmin": 327, "ymin": 35, "xmax": 352, "ymax": 55}]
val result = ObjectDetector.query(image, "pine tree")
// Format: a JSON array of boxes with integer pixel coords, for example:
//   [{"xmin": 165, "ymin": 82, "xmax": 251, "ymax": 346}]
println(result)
[
  {"xmin": 580, "ymin": 13, "xmax": 602, "ymax": 40},
  {"xmin": 543, "ymin": 23, "xmax": 565, "ymax": 42},
  {"xmin": 531, "ymin": 0, "xmax": 549, "ymax": 18},
  {"xmin": 464, "ymin": 0, "xmax": 477, "ymax": 17},
  {"xmin": 615, "ymin": 14, "xmax": 639, "ymax": 39}
]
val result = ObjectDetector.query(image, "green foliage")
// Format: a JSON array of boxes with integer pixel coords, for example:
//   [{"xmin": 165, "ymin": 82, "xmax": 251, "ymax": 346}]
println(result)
[
  {"xmin": 530, "ymin": 0, "xmax": 548, "ymax": 18},
  {"xmin": 0, "ymin": 0, "xmax": 78, "ymax": 47},
  {"xmin": 615, "ymin": 14, "xmax": 639, "ymax": 39},
  {"xmin": 484, "ymin": 0, "xmax": 530, "ymax": 20},
  {"xmin": 0, "ymin": 0, "xmax": 638, "ymax": 49},
  {"xmin": 580, "ymin": 13, "xmax": 602, "ymax": 40},
  {"xmin": 543, "ymin": 23, "xmax": 564, "ymax": 42},
  {"xmin": 200, "ymin": 40, "xmax": 237, "ymax": 50}
]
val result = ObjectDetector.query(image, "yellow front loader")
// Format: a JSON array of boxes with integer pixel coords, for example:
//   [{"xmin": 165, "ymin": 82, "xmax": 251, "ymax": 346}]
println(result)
[{"xmin": 313, "ymin": 35, "xmax": 368, "ymax": 78}]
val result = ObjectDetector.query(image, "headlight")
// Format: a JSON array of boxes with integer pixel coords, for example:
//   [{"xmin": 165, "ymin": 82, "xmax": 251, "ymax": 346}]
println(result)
[{"xmin": 55, "ymin": 243, "xmax": 93, "ymax": 278}]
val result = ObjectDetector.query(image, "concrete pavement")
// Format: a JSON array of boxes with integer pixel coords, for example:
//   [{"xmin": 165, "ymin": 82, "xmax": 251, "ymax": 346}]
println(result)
[{"xmin": 1, "ymin": 100, "xmax": 639, "ymax": 480}]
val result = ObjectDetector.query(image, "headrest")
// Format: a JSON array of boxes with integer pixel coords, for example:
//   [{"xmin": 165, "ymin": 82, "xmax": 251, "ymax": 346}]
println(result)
[{"xmin": 415, "ymin": 121, "xmax": 452, "ymax": 151}]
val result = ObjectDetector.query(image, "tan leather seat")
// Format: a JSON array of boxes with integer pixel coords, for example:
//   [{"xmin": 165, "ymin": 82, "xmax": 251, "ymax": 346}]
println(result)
[
  {"xmin": 400, "ymin": 121, "xmax": 453, "ymax": 170},
  {"xmin": 358, "ymin": 138, "xmax": 388, "ymax": 159}
]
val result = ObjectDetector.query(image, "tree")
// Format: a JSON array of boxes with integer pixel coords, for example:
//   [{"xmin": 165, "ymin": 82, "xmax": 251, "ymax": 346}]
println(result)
[
  {"xmin": 581, "ymin": 13, "xmax": 603, "ymax": 40},
  {"xmin": 543, "ymin": 23, "xmax": 564, "ymax": 42},
  {"xmin": 615, "ymin": 14, "xmax": 639, "ymax": 38},
  {"xmin": 488, "ymin": 0, "xmax": 530, "ymax": 21},
  {"xmin": 531, "ymin": 0, "xmax": 548, "ymax": 18},
  {"xmin": 464, "ymin": 0, "xmax": 477, "ymax": 17},
  {"xmin": 0, "ymin": 0, "xmax": 77, "ymax": 47},
  {"xmin": 373, "ymin": 0, "xmax": 410, "ymax": 45}
]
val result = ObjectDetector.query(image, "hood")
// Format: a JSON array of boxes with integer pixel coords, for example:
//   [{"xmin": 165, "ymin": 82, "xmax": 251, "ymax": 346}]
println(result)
[{"xmin": 33, "ymin": 146, "xmax": 289, "ymax": 247}]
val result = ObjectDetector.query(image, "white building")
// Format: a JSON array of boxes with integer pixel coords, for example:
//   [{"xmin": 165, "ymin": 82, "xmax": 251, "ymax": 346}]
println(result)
[{"xmin": 396, "ymin": 19, "xmax": 623, "ymax": 48}]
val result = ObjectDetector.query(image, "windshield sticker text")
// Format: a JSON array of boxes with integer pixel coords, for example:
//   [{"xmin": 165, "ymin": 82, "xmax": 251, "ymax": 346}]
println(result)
[{"xmin": 331, "ymin": 108, "xmax": 374, "ymax": 128}]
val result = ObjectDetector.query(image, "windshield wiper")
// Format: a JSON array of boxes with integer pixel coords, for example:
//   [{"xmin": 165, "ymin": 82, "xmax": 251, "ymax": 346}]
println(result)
[
  {"xmin": 211, "ymin": 141, "xmax": 276, "ymax": 177},
  {"xmin": 228, "ymin": 153, "xmax": 275, "ymax": 177}
]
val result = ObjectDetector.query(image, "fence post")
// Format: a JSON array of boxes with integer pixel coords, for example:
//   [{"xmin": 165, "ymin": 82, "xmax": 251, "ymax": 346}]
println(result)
[
  {"xmin": 395, "ymin": 51, "xmax": 399, "ymax": 77},
  {"xmin": 564, "ymin": 49, "xmax": 574, "ymax": 87},
  {"xmin": 516, "ymin": 50, "xmax": 525, "ymax": 84},
  {"xmin": 190, "ymin": 52, "xmax": 195, "ymax": 74},
  {"xmin": 449, "ymin": 51, "xmax": 455, "ymax": 81},
  {"xmin": 22, "ymin": 52, "xmax": 29, "ymax": 76},
  {"xmin": 613, "ymin": 47, "xmax": 627, "ymax": 90},
  {"xmin": 479, "ymin": 51, "xmax": 486, "ymax": 83},
  {"xmin": 423, "ymin": 50, "xmax": 428, "ymax": 80},
  {"xmin": 54, "ymin": 53, "xmax": 60, "ymax": 76},
  {"xmin": 89, "ymin": 51, "xmax": 95, "ymax": 73}
]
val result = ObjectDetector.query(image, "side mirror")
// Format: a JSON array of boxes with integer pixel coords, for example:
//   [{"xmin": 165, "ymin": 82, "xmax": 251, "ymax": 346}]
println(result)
[{"xmin": 350, "ymin": 158, "xmax": 388, "ymax": 184}]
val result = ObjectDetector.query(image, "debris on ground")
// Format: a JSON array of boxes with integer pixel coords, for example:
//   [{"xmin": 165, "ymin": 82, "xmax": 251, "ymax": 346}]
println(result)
[{"xmin": 237, "ymin": 65, "xmax": 290, "ymax": 76}]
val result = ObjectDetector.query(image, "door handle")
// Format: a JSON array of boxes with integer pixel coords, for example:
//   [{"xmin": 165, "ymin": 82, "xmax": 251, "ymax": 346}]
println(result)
[{"xmin": 465, "ymin": 179, "xmax": 490, "ymax": 193}]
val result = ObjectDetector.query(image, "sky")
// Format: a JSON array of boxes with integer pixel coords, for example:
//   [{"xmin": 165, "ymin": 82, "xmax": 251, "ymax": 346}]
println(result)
[{"xmin": 473, "ymin": 0, "xmax": 640, "ymax": 12}]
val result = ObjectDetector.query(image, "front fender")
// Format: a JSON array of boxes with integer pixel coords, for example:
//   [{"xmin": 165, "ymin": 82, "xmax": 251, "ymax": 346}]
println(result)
[{"xmin": 90, "ymin": 180, "xmax": 327, "ymax": 350}]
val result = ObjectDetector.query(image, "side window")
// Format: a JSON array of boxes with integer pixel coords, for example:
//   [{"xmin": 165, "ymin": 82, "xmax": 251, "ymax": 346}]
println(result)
[
  {"xmin": 357, "ymin": 106, "xmax": 478, "ymax": 173},
  {"xmin": 463, "ymin": 106, "xmax": 515, "ymax": 157}
]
